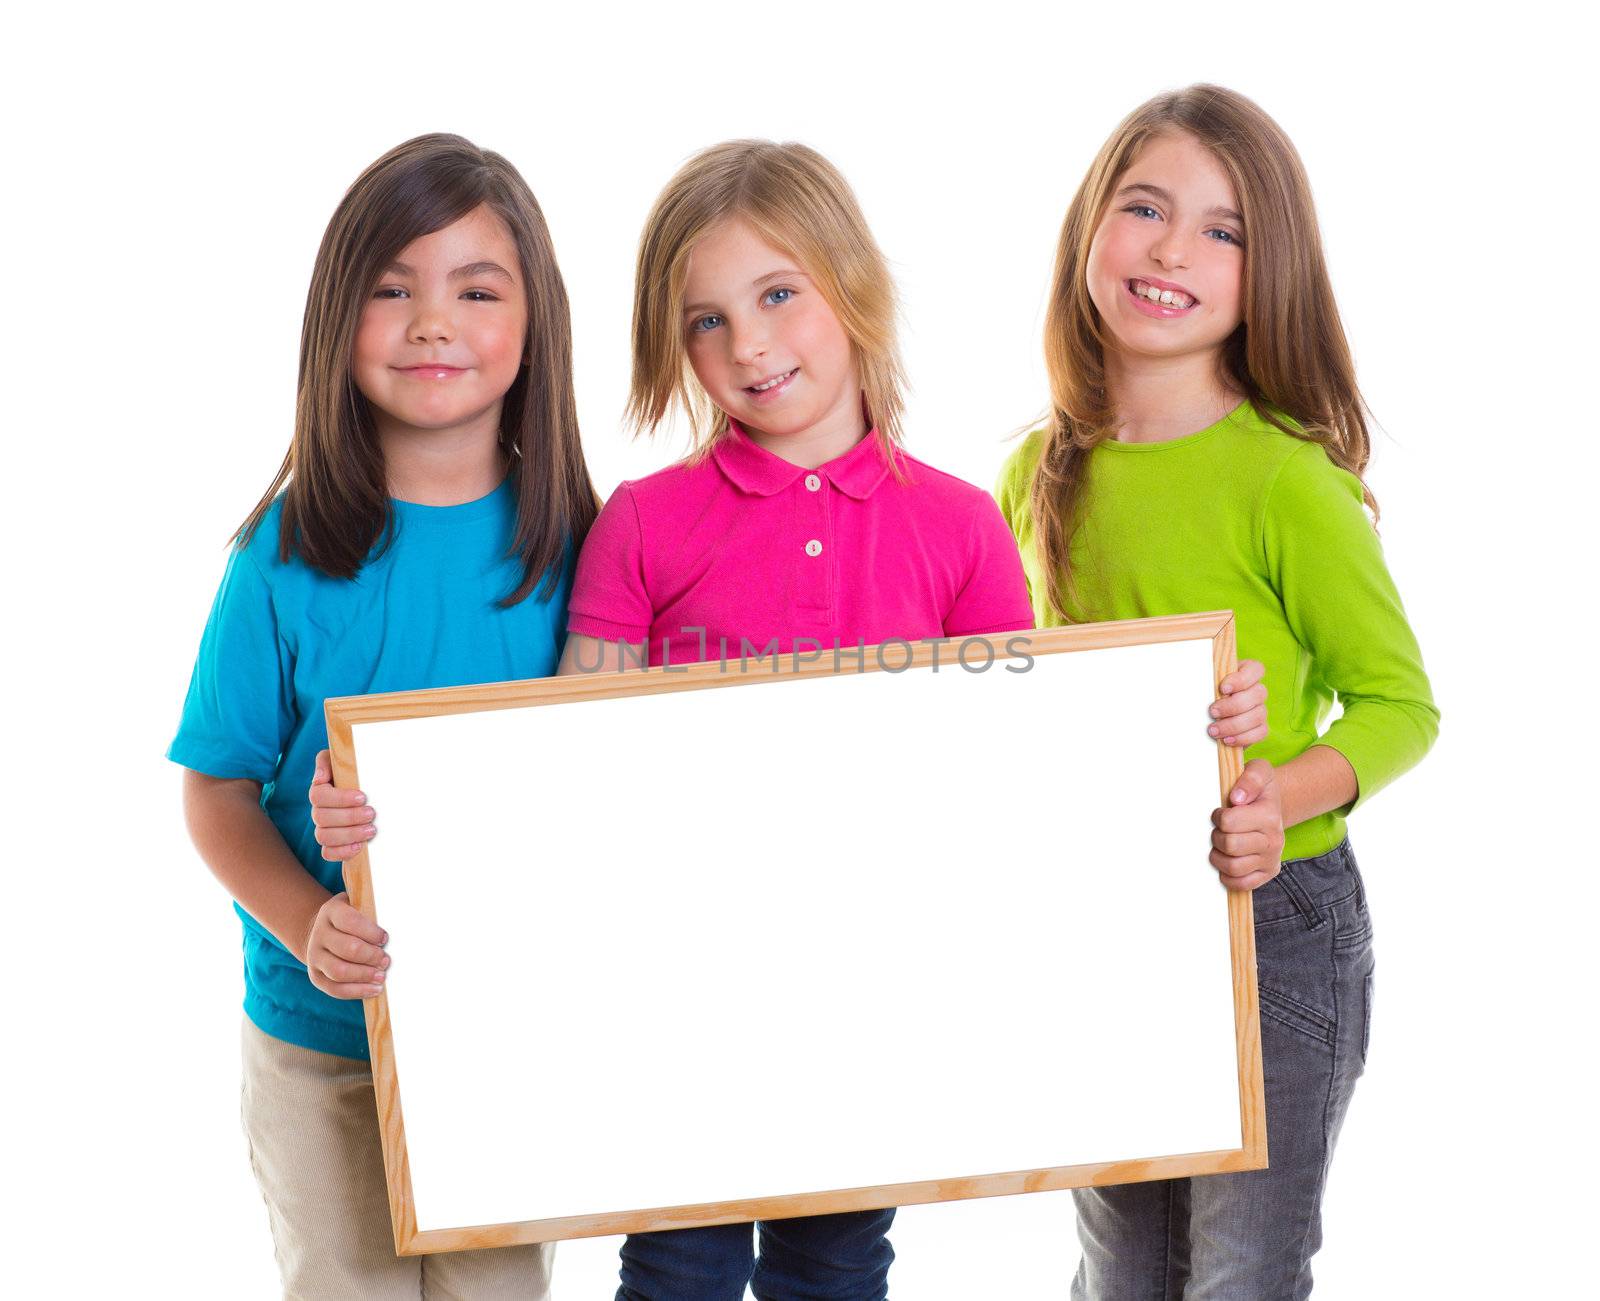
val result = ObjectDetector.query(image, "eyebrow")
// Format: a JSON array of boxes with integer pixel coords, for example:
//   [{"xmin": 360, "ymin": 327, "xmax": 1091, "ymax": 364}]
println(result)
[
  {"xmin": 1116, "ymin": 183, "xmax": 1243, "ymax": 223},
  {"xmin": 683, "ymin": 268, "xmax": 810, "ymax": 316},
  {"xmin": 381, "ymin": 260, "xmax": 517, "ymax": 282}
]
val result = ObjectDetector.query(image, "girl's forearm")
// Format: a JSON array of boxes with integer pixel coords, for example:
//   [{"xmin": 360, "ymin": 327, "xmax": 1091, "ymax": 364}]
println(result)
[
  {"xmin": 1277, "ymin": 744, "xmax": 1360, "ymax": 832},
  {"xmin": 182, "ymin": 770, "xmax": 332, "ymax": 964}
]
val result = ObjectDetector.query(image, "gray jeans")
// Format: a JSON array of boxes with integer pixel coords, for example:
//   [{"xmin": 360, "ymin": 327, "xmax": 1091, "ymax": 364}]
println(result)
[{"xmin": 1072, "ymin": 840, "xmax": 1374, "ymax": 1300}]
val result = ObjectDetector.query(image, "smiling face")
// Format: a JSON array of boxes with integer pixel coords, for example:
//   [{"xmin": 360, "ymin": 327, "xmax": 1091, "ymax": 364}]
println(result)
[
  {"xmin": 681, "ymin": 218, "xmax": 864, "ymax": 462},
  {"xmin": 352, "ymin": 203, "xmax": 528, "ymax": 441},
  {"xmin": 1086, "ymin": 131, "xmax": 1246, "ymax": 366}
]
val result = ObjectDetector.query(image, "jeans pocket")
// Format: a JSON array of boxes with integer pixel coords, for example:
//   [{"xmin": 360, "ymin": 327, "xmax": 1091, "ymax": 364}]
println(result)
[{"xmin": 1258, "ymin": 984, "xmax": 1337, "ymax": 1048}]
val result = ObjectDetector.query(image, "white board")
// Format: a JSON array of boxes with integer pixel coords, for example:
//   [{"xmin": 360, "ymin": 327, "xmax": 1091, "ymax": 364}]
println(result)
[{"xmin": 336, "ymin": 620, "xmax": 1257, "ymax": 1247}]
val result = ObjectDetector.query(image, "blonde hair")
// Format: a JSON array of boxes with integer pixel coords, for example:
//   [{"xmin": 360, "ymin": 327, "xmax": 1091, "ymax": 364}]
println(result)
[
  {"xmin": 1032, "ymin": 84, "xmax": 1374, "ymax": 621},
  {"xmin": 628, "ymin": 139, "xmax": 906, "ymax": 458}
]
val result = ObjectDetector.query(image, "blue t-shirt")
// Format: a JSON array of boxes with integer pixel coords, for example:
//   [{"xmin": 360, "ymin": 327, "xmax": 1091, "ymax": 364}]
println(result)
[{"xmin": 169, "ymin": 479, "xmax": 570, "ymax": 1058}]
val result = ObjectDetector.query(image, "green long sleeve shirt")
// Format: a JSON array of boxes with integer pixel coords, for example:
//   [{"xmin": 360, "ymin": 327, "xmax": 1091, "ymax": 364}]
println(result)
[{"xmin": 995, "ymin": 400, "xmax": 1438, "ymax": 862}]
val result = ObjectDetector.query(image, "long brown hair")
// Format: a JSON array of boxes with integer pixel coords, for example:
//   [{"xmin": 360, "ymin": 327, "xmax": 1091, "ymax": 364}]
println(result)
[
  {"xmin": 1032, "ymin": 84, "xmax": 1373, "ymax": 621},
  {"xmin": 238, "ymin": 133, "xmax": 598, "ymax": 604},
  {"xmin": 627, "ymin": 139, "xmax": 907, "ymax": 460}
]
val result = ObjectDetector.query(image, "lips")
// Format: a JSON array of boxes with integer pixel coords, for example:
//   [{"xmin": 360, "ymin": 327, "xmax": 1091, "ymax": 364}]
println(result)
[
  {"xmin": 396, "ymin": 364, "xmax": 467, "ymax": 379},
  {"xmin": 1124, "ymin": 278, "xmax": 1199, "ymax": 318},
  {"xmin": 743, "ymin": 367, "xmax": 799, "ymax": 402},
  {"xmin": 746, "ymin": 367, "xmax": 798, "ymax": 394},
  {"xmin": 1128, "ymin": 278, "xmax": 1197, "ymax": 308}
]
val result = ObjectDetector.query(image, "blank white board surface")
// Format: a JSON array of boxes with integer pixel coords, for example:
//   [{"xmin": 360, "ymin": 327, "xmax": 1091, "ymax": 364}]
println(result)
[{"xmin": 341, "ymin": 625, "xmax": 1252, "ymax": 1244}]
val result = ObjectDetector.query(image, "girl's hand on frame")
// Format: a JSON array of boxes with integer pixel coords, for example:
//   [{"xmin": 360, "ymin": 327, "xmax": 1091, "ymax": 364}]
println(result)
[
  {"xmin": 1210, "ymin": 758, "xmax": 1285, "ymax": 891},
  {"xmin": 1210, "ymin": 658, "xmax": 1268, "ymax": 747},
  {"xmin": 305, "ymin": 891, "xmax": 390, "ymax": 999},
  {"xmin": 309, "ymin": 749, "xmax": 378, "ymax": 861}
]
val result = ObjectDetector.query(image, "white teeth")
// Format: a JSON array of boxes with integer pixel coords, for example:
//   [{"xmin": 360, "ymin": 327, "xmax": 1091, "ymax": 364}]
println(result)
[
  {"xmin": 1132, "ymin": 281, "xmax": 1191, "ymax": 308},
  {"xmin": 751, "ymin": 369, "xmax": 794, "ymax": 392}
]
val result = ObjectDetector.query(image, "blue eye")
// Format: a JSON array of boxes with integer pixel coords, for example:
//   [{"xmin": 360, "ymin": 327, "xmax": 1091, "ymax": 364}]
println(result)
[
  {"xmin": 1206, "ymin": 229, "xmax": 1242, "ymax": 246},
  {"xmin": 692, "ymin": 314, "xmax": 723, "ymax": 333},
  {"xmin": 1126, "ymin": 204, "xmax": 1160, "ymax": 220},
  {"xmin": 764, "ymin": 287, "xmax": 793, "ymax": 305}
]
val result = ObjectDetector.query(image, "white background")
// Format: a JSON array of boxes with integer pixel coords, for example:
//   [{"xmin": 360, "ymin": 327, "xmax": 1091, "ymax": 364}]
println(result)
[{"xmin": 4, "ymin": 2, "xmax": 1592, "ymax": 1297}]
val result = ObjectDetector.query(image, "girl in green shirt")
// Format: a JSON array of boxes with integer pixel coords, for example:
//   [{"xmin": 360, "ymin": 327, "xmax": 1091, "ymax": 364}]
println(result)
[{"xmin": 996, "ymin": 84, "xmax": 1437, "ymax": 1298}]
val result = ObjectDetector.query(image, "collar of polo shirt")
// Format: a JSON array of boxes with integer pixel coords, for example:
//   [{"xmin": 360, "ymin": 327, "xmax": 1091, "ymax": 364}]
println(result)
[{"xmin": 714, "ymin": 420, "xmax": 892, "ymax": 500}]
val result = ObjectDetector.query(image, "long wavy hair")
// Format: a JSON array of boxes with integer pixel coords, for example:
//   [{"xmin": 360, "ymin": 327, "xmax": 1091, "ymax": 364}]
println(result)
[
  {"xmin": 1032, "ymin": 84, "xmax": 1373, "ymax": 621},
  {"xmin": 627, "ymin": 139, "xmax": 907, "ymax": 461},
  {"xmin": 238, "ymin": 133, "xmax": 598, "ymax": 605}
]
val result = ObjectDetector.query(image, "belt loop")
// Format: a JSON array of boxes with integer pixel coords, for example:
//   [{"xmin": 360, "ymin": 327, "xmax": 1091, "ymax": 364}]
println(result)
[{"xmin": 1274, "ymin": 861, "xmax": 1326, "ymax": 930}]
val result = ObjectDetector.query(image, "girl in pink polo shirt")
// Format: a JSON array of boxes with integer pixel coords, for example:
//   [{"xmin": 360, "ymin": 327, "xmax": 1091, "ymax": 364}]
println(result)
[
  {"xmin": 560, "ymin": 144, "xmax": 1029, "ymax": 671},
  {"xmin": 312, "ymin": 139, "xmax": 1275, "ymax": 1301}
]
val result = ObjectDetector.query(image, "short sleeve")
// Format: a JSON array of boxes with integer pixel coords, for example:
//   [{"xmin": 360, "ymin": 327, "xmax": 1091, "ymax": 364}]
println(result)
[
  {"xmin": 566, "ymin": 483, "xmax": 653, "ymax": 643},
  {"xmin": 944, "ymin": 494, "xmax": 1036, "ymax": 637},
  {"xmin": 1263, "ymin": 442, "xmax": 1439, "ymax": 808},
  {"xmin": 167, "ymin": 544, "xmax": 295, "ymax": 783}
]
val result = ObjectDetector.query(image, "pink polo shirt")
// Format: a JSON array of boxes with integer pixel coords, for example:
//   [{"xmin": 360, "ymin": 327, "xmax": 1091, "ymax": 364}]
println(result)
[{"xmin": 568, "ymin": 422, "xmax": 1034, "ymax": 666}]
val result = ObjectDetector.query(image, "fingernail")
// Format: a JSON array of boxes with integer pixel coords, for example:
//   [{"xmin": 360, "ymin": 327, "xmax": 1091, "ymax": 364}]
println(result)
[
  {"xmin": 1208, "ymin": 724, "xmax": 1219, "ymax": 736},
  {"xmin": 363, "ymin": 826, "xmax": 377, "ymax": 838},
  {"xmin": 381, "ymin": 954, "xmax": 391, "ymax": 967},
  {"xmin": 380, "ymin": 931, "xmax": 389, "ymax": 944},
  {"xmin": 374, "ymin": 970, "xmax": 385, "ymax": 982},
  {"xmin": 1209, "ymin": 705, "xmax": 1221, "ymax": 717}
]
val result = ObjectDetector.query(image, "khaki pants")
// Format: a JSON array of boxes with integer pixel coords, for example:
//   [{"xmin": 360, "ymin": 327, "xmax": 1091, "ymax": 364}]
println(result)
[{"xmin": 241, "ymin": 1017, "xmax": 554, "ymax": 1299}]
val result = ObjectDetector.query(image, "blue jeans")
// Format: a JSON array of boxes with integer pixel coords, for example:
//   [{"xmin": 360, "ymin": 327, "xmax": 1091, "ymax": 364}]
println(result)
[
  {"xmin": 616, "ymin": 1210, "xmax": 895, "ymax": 1301},
  {"xmin": 1072, "ymin": 840, "xmax": 1374, "ymax": 1300}
]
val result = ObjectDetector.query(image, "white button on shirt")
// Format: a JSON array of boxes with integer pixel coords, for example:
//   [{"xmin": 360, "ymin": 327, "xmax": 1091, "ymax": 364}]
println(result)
[
  {"xmin": 805, "ymin": 539, "xmax": 823, "ymax": 557},
  {"xmin": 804, "ymin": 473, "xmax": 822, "ymax": 491}
]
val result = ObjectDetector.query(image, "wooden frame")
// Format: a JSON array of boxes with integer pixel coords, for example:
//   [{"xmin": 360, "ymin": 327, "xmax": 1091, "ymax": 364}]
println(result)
[{"xmin": 325, "ymin": 611, "xmax": 1266, "ymax": 1255}]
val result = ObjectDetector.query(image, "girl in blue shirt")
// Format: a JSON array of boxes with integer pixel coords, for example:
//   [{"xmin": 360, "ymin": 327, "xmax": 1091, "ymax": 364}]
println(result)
[{"xmin": 169, "ymin": 134, "xmax": 597, "ymax": 1299}]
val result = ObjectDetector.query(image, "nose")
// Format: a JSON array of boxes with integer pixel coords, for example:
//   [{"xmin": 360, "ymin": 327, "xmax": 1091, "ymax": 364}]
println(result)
[
  {"xmin": 728, "ymin": 316, "xmax": 767, "ymax": 367},
  {"xmin": 408, "ymin": 297, "xmax": 455, "ymax": 345},
  {"xmin": 1148, "ymin": 225, "xmax": 1192, "ymax": 272}
]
